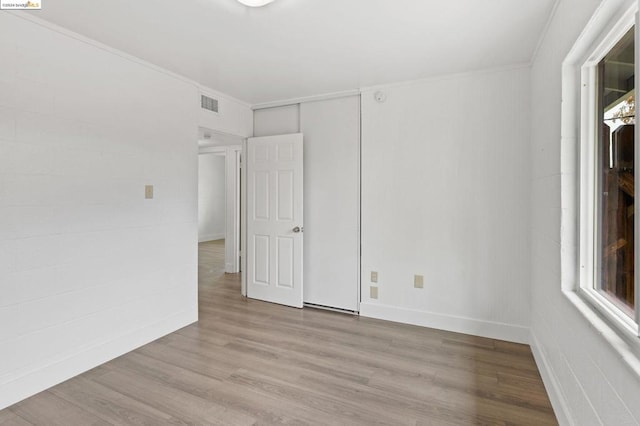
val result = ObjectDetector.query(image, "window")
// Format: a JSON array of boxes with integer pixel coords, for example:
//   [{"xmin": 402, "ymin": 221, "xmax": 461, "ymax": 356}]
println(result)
[
  {"xmin": 596, "ymin": 27, "xmax": 635, "ymax": 317},
  {"xmin": 579, "ymin": 9, "xmax": 640, "ymax": 335}
]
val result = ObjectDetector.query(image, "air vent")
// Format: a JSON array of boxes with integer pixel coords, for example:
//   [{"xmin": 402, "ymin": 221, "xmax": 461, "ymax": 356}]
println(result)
[{"xmin": 201, "ymin": 95, "xmax": 219, "ymax": 113}]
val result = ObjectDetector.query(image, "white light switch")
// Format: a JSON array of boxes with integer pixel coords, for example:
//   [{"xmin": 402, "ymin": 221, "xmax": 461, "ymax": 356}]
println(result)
[
  {"xmin": 414, "ymin": 275, "xmax": 424, "ymax": 289},
  {"xmin": 371, "ymin": 271, "xmax": 378, "ymax": 283},
  {"xmin": 145, "ymin": 185, "xmax": 154, "ymax": 199}
]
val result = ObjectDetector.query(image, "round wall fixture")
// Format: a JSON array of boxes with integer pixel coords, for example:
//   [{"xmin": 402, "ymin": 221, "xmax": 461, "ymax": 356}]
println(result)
[
  {"xmin": 374, "ymin": 91, "xmax": 387, "ymax": 103},
  {"xmin": 237, "ymin": 0, "xmax": 275, "ymax": 6}
]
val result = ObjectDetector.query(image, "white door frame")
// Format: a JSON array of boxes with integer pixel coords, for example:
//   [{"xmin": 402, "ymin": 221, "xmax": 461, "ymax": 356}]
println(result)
[
  {"xmin": 199, "ymin": 145, "xmax": 242, "ymax": 273},
  {"xmin": 241, "ymin": 138, "xmax": 247, "ymax": 296}
]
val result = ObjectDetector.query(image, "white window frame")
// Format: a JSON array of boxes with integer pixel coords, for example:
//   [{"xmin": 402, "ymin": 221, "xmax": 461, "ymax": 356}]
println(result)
[{"xmin": 577, "ymin": 3, "xmax": 640, "ymax": 338}]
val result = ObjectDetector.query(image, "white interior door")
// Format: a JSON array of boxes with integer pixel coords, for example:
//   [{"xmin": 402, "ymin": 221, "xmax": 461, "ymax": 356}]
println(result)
[{"xmin": 246, "ymin": 133, "xmax": 304, "ymax": 308}]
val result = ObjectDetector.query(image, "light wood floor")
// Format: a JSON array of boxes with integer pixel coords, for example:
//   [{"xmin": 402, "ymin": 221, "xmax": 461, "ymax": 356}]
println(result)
[{"xmin": 0, "ymin": 240, "xmax": 557, "ymax": 425}]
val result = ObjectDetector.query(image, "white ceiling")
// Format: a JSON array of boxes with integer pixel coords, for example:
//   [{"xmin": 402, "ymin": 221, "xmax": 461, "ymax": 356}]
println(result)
[{"xmin": 37, "ymin": 0, "xmax": 556, "ymax": 105}]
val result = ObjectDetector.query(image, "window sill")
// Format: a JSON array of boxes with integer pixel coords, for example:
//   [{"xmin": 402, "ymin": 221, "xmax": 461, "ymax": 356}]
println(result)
[{"xmin": 563, "ymin": 289, "xmax": 640, "ymax": 377}]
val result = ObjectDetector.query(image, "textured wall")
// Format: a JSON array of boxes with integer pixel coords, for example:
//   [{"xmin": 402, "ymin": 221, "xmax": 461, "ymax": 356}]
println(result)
[
  {"xmin": 0, "ymin": 12, "xmax": 220, "ymax": 409},
  {"xmin": 359, "ymin": 67, "xmax": 532, "ymax": 343},
  {"xmin": 530, "ymin": 0, "xmax": 640, "ymax": 424}
]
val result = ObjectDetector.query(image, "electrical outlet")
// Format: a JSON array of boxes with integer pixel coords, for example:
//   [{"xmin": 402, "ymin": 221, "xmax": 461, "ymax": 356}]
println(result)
[
  {"xmin": 371, "ymin": 271, "xmax": 378, "ymax": 283},
  {"xmin": 145, "ymin": 185, "xmax": 154, "ymax": 199},
  {"xmin": 414, "ymin": 274, "xmax": 424, "ymax": 289},
  {"xmin": 370, "ymin": 286, "xmax": 378, "ymax": 299}
]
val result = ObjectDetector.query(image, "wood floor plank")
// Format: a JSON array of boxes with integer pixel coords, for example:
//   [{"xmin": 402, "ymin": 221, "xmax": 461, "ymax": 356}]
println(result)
[
  {"xmin": 94, "ymin": 370, "xmax": 256, "ymax": 426},
  {"xmin": 296, "ymin": 371, "xmax": 502, "ymax": 426},
  {"xmin": 9, "ymin": 392, "xmax": 110, "ymax": 426},
  {"xmin": 50, "ymin": 377, "xmax": 181, "ymax": 426},
  {"xmin": 227, "ymin": 368, "xmax": 403, "ymax": 425},
  {"xmin": 0, "ymin": 411, "xmax": 33, "ymax": 426},
  {"xmin": 0, "ymin": 240, "xmax": 558, "ymax": 425}
]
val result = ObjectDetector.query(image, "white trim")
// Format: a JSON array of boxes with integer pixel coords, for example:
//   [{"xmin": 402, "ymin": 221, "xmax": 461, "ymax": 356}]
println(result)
[
  {"xmin": 198, "ymin": 233, "xmax": 225, "ymax": 243},
  {"xmin": 359, "ymin": 302, "xmax": 530, "ymax": 344},
  {"xmin": 564, "ymin": 0, "xmax": 636, "ymax": 67},
  {"xmin": 530, "ymin": 331, "xmax": 575, "ymax": 426},
  {"xmin": 199, "ymin": 146, "xmax": 227, "ymax": 155},
  {"xmin": 580, "ymin": 287, "xmax": 638, "ymax": 334},
  {"xmin": 356, "ymin": 95, "xmax": 362, "ymax": 312},
  {"xmin": 199, "ymin": 127, "xmax": 247, "ymax": 147},
  {"xmin": 577, "ymin": 56, "xmax": 597, "ymax": 300},
  {"xmin": 636, "ymin": 9, "xmax": 640, "ymax": 327},
  {"xmin": 563, "ymin": 290, "xmax": 640, "ymax": 375},
  {"xmin": 0, "ymin": 309, "xmax": 196, "ymax": 411},
  {"xmin": 582, "ymin": 8, "xmax": 636, "ymax": 66},
  {"xmin": 574, "ymin": 0, "xmax": 639, "ymax": 335},
  {"xmin": 240, "ymin": 138, "xmax": 248, "ymax": 297},
  {"xmin": 6, "ymin": 12, "xmax": 252, "ymax": 109},
  {"xmin": 252, "ymin": 89, "xmax": 361, "ymax": 110},
  {"xmin": 225, "ymin": 146, "xmax": 242, "ymax": 274},
  {"xmin": 561, "ymin": 0, "xmax": 640, "ymax": 353}
]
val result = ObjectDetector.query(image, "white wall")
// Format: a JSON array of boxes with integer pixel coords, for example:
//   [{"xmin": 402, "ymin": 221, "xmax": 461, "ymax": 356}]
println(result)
[
  {"xmin": 0, "ymin": 13, "xmax": 251, "ymax": 409},
  {"xmin": 198, "ymin": 154, "xmax": 226, "ymax": 242},
  {"xmin": 253, "ymin": 98, "xmax": 360, "ymax": 311},
  {"xmin": 359, "ymin": 67, "xmax": 532, "ymax": 344},
  {"xmin": 530, "ymin": 0, "xmax": 640, "ymax": 424}
]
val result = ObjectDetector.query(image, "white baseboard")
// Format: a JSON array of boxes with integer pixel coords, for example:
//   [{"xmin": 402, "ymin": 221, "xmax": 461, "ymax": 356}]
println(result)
[
  {"xmin": 0, "ymin": 309, "xmax": 197, "ymax": 410},
  {"xmin": 225, "ymin": 262, "xmax": 239, "ymax": 273},
  {"xmin": 530, "ymin": 331, "xmax": 573, "ymax": 426},
  {"xmin": 198, "ymin": 233, "xmax": 225, "ymax": 242},
  {"xmin": 359, "ymin": 302, "xmax": 530, "ymax": 344}
]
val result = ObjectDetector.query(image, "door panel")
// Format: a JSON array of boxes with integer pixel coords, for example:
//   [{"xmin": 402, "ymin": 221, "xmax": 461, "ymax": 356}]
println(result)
[
  {"xmin": 277, "ymin": 236, "xmax": 294, "ymax": 288},
  {"xmin": 253, "ymin": 235, "xmax": 270, "ymax": 285},
  {"xmin": 246, "ymin": 133, "xmax": 303, "ymax": 308},
  {"xmin": 277, "ymin": 171, "xmax": 294, "ymax": 220},
  {"xmin": 254, "ymin": 172, "xmax": 270, "ymax": 220}
]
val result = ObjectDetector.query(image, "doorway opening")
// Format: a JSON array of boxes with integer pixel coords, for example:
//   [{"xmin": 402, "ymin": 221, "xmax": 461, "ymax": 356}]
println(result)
[
  {"xmin": 198, "ymin": 152, "xmax": 226, "ymax": 244},
  {"xmin": 197, "ymin": 127, "xmax": 243, "ymax": 288}
]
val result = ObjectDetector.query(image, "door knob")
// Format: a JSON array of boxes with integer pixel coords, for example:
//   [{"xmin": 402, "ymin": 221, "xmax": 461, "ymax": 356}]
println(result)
[{"xmin": 293, "ymin": 226, "xmax": 303, "ymax": 233}]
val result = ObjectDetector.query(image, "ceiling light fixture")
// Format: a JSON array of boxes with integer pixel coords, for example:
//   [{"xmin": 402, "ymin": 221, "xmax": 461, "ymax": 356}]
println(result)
[{"xmin": 237, "ymin": 0, "xmax": 275, "ymax": 7}]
